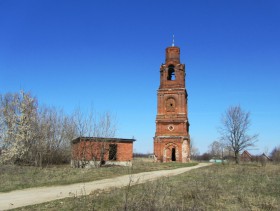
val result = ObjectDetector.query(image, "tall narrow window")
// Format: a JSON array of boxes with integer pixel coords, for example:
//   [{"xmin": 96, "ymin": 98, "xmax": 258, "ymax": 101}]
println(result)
[
  {"xmin": 172, "ymin": 148, "xmax": 176, "ymax": 161},
  {"xmin": 109, "ymin": 144, "xmax": 117, "ymax": 160},
  {"xmin": 167, "ymin": 65, "xmax": 175, "ymax": 80}
]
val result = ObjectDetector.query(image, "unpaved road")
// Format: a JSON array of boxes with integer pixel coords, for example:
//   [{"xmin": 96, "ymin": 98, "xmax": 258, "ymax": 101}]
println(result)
[{"xmin": 0, "ymin": 163, "xmax": 211, "ymax": 210}]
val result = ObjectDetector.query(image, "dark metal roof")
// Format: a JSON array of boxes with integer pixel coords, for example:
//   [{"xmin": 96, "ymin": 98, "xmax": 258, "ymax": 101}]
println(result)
[{"xmin": 72, "ymin": 137, "xmax": 136, "ymax": 144}]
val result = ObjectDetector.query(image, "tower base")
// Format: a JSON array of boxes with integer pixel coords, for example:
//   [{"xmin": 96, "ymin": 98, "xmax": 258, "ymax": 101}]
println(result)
[{"xmin": 154, "ymin": 136, "xmax": 190, "ymax": 163}]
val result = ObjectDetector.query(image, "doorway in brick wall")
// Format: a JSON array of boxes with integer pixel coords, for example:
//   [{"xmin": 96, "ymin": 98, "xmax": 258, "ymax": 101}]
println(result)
[
  {"xmin": 172, "ymin": 148, "xmax": 176, "ymax": 161},
  {"xmin": 109, "ymin": 144, "xmax": 117, "ymax": 160}
]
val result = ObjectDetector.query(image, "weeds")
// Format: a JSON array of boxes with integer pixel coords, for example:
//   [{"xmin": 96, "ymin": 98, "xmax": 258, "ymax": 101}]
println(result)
[
  {"xmin": 0, "ymin": 159, "xmax": 197, "ymax": 192},
  {"xmin": 16, "ymin": 163, "xmax": 280, "ymax": 211}
]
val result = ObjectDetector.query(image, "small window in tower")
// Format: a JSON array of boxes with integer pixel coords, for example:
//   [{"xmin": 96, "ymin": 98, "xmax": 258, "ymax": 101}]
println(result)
[
  {"xmin": 167, "ymin": 65, "xmax": 176, "ymax": 81},
  {"xmin": 166, "ymin": 98, "xmax": 175, "ymax": 112}
]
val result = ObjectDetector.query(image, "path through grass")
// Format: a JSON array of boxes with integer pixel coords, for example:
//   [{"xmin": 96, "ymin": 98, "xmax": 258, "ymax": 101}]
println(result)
[
  {"xmin": 0, "ymin": 159, "xmax": 197, "ymax": 192},
  {"xmin": 19, "ymin": 163, "xmax": 280, "ymax": 210}
]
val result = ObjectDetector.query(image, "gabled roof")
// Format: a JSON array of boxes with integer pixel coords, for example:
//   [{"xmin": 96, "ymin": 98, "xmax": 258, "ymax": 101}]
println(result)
[
  {"xmin": 72, "ymin": 137, "xmax": 136, "ymax": 144},
  {"xmin": 241, "ymin": 150, "xmax": 252, "ymax": 158},
  {"xmin": 261, "ymin": 153, "xmax": 272, "ymax": 161}
]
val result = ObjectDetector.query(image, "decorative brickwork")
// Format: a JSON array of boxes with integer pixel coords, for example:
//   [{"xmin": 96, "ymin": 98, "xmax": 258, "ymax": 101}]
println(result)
[{"xmin": 154, "ymin": 46, "xmax": 190, "ymax": 162}]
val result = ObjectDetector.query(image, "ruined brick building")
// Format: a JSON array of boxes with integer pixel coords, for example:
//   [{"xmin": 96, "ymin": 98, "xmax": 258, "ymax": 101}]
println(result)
[
  {"xmin": 71, "ymin": 137, "xmax": 135, "ymax": 167},
  {"xmin": 154, "ymin": 43, "xmax": 191, "ymax": 162}
]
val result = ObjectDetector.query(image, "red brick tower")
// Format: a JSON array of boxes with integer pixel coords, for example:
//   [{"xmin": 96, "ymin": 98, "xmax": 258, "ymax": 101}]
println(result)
[{"xmin": 154, "ymin": 44, "xmax": 190, "ymax": 162}]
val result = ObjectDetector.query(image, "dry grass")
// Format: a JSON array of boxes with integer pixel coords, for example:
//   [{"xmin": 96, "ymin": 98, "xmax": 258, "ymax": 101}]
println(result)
[
  {"xmin": 0, "ymin": 159, "xmax": 197, "ymax": 192},
  {"xmin": 17, "ymin": 163, "xmax": 280, "ymax": 211}
]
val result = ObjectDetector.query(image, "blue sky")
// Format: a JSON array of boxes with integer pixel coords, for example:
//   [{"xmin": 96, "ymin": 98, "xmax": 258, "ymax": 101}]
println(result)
[{"xmin": 0, "ymin": 0, "xmax": 279, "ymax": 154}]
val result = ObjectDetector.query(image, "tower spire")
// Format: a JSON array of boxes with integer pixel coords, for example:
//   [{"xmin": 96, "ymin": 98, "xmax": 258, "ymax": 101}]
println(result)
[{"xmin": 172, "ymin": 34, "xmax": 175, "ymax": 47}]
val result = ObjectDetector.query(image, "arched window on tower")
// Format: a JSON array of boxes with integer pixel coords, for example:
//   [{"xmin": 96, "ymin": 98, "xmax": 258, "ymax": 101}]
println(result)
[
  {"xmin": 167, "ymin": 65, "xmax": 176, "ymax": 80},
  {"xmin": 166, "ymin": 98, "xmax": 176, "ymax": 112}
]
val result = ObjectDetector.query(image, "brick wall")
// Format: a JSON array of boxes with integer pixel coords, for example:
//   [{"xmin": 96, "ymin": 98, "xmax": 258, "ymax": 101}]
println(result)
[
  {"xmin": 116, "ymin": 142, "xmax": 133, "ymax": 161},
  {"xmin": 154, "ymin": 46, "xmax": 191, "ymax": 163},
  {"xmin": 154, "ymin": 138, "xmax": 185, "ymax": 162},
  {"xmin": 72, "ymin": 140, "xmax": 133, "ymax": 162}
]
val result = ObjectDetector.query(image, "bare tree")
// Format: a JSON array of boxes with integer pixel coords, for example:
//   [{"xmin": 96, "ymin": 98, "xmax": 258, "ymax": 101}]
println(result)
[
  {"xmin": 1, "ymin": 90, "xmax": 117, "ymax": 167},
  {"xmin": 72, "ymin": 107, "xmax": 95, "ymax": 167},
  {"xmin": 219, "ymin": 105, "xmax": 258, "ymax": 164},
  {"xmin": 38, "ymin": 107, "xmax": 77, "ymax": 166},
  {"xmin": 0, "ymin": 91, "xmax": 38, "ymax": 164},
  {"xmin": 72, "ymin": 108, "xmax": 117, "ymax": 167},
  {"xmin": 270, "ymin": 146, "xmax": 280, "ymax": 163},
  {"xmin": 189, "ymin": 138, "xmax": 200, "ymax": 159},
  {"xmin": 0, "ymin": 90, "xmax": 77, "ymax": 167},
  {"xmin": 208, "ymin": 141, "xmax": 224, "ymax": 159},
  {"xmin": 93, "ymin": 111, "xmax": 117, "ymax": 166}
]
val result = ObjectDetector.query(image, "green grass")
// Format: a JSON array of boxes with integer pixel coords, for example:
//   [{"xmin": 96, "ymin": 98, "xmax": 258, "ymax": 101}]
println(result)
[
  {"xmin": 0, "ymin": 158, "xmax": 197, "ymax": 192},
  {"xmin": 17, "ymin": 163, "xmax": 280, "ymax": 211}
]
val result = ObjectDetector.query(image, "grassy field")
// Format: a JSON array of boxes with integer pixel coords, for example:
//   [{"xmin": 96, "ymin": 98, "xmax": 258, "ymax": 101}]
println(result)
[
  {"xmin": 16, "ymin": 163, "xmax": 280, "ymax": 211},
  {"xmin": 0, "ymin": 158, "xmax": 197, "ymax": 192}
]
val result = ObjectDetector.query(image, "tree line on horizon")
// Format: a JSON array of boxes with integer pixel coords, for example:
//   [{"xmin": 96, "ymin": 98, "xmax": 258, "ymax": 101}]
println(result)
[
  {"xmin": 0, "ymin": 90, "xmax": 279, "ymax": 167},
  {"xmin": 0, "ymin": 90, "xmax": 116, "ymax": 167},
  {"xmin": 191, "ymin": 105, "xmax": 279, "ymax": 163}
]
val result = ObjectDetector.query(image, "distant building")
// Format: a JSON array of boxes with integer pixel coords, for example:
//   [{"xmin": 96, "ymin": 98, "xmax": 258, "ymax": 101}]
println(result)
[
  {"xmin": 241, "ymin": 150, "xmax": 273, "ymax": 163},
  {"xmin": 260, "ymin": 153, "xmax": 272, "ymax": 162},
  {"xmin": 240, "ymin": 150, "xmax": 253, "ymax": 162},
  {"xmin": 71, "ymin": 137, "xmax": 135, "ymax": 168},
  {"xmin": 209, "ymin": 159, "xmax": 224, "ymax": 163}
]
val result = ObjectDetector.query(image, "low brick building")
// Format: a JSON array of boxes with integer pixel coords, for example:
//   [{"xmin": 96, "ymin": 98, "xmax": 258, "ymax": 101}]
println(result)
[{"xmin": 71, "ymin": 137, "xmax": 135, "ymax": 168}]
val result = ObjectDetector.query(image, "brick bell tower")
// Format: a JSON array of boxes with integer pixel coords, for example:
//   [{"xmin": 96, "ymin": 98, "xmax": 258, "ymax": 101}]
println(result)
[{"xmin": 154, "ymin": 40, "xmax": 190, "ymax": 162}]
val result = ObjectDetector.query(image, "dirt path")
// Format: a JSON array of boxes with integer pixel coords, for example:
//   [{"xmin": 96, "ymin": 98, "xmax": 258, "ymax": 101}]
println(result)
[{"xmin": 0, "ymin": 163, "xmax": 211, "ymax": 210}]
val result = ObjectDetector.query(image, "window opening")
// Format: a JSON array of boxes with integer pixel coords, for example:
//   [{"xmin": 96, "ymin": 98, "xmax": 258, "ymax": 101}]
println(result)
[
  {"xmin": 109, "ymin": 144, "xmax": 117, "ymax": 160},
  {"xmin": 167, "ymin": 65, "xmax": 176, "ymax": 80},
  {"xmin": 166, "ymin": 98, "xmax": 175, "ymax": 112},
  {"xmin": 172, "ymin": 148, "xmax": 176, "ymax": 161},
  {"xmin": 168, "ymin": 125, "xmax": 174, "ymax": 131}
]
